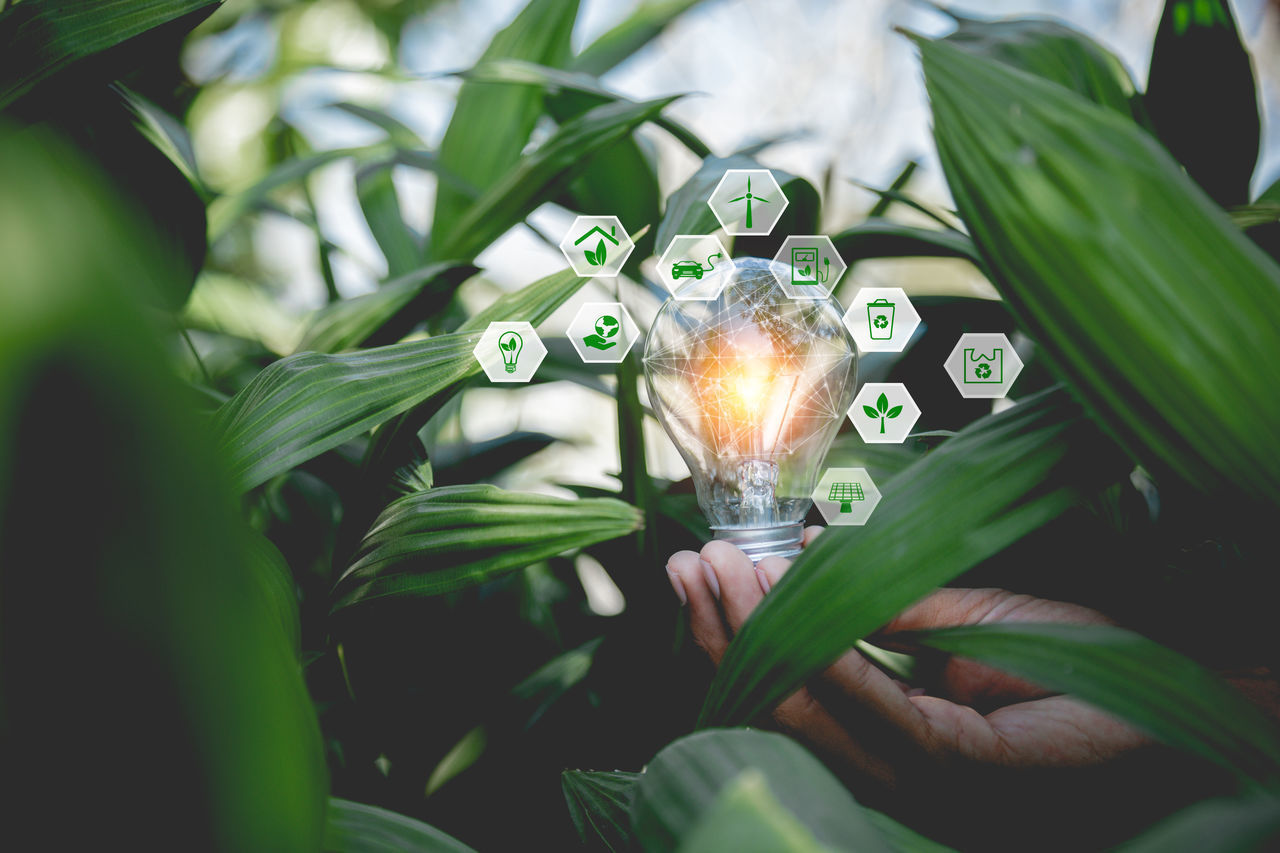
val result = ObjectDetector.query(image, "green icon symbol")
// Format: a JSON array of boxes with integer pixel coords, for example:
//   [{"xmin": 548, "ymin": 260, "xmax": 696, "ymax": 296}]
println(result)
[
  {"xmin": 963, "ymin": 347, "xmax": 1003, "ymax": 383},
  {"xmin": 583, "ymin": 314, "xmax": 620, "ymax": 350},
  {"xmin": 862, "ymin": 392, "xmax": 903, "ymax": 435},
  {"xmin": 828, "ymin": 482, "xmax": 865, "ymax": 513},
  {"xmin": 671, "ymin": 252, "xmax": 723, "ymax": 280},
  {"xmin": 574, "ymin": 225, "xmax": 619, "ymax": 268},
  {"xmin": 791, "ymin": 247, "xmax": 830, "ymax": 286},
  {"xmin": 498, "ymin": 330, "xmax": 523, "ymax": 373},
  {"xmin": 727, "ymin": 174, "xmax": 771, "ymax": 229},
  {"xmin": 867, "ymin": 298, "xmax": 896, "ymax": 340}
]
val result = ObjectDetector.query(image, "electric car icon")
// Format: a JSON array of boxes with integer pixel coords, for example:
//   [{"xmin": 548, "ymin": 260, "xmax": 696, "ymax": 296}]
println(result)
[{"xmin": 670, "ymin": 252, "xmax": 723, "ymax": 280}]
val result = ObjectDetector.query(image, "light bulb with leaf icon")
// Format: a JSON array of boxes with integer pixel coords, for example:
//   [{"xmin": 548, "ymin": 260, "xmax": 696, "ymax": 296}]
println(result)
[
  {"xmin": 497, "ymin": 330, "xmax": 523, "ymax": 373},
  {"xmin": 862, "ymin": 391, "xmax": 902, "ymax": 434}
]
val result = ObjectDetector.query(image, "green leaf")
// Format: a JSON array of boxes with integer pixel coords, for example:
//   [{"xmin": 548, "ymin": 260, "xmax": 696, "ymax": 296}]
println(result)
[
  {"xmin": 675, "ymin": 772, "xmax": 833, "ymax": 853},
  {"xmin": 916, "ymin": 36, "xmax": 1280, "ymax": 506},
  {"xmin": 912, "ymin": 623, "xmax": 1280, "ymax": 785},
  {"xmin": 214, "ymin": 268, "xmax": 584, "ymax": 492},
  {"xmin": 572, "ymin": 0, "xmax": 710, "ymax": 76},
  {"xmin": 0, "ymin": 0, "xmax": 221, "ymax": 109},
  {"xmin": 861, "ymin": 405, "xmax": 880, "ymax": 420},
  {"xmin": 331, "ymin": 484, "xmax": 642, "ymax": 610},
  {"xmin": 324, "ymin": 798, "xmax": 477, "ymax": 852},
  {"xmin": 116, "ymin": 82, "xmax": 203, "ymax": 193},
  {"xmin": 863, "ymin": 811, "xmax": 957, "ymax": 853},
  {"xmin": 1, "ymin": 124, "xmax": 325, "ymax": 850},
  {"xmin": 430, "ymin": 0, "xmax": 579, "ymax": 256},
  {"xmin": 437, "ymin": 95, "xmax": 678, "ymax": 260},
  {"xmin": 595, "ymin": 237, "xmax": 607, "ymax": 265},
  {"xmin": 885, "ymin": 405, "xmax": 903, "ymax": 419},
  {"xmin": 208, "ymin": 145, "xmax": 385, "ymax": 240},
  {"xmin": 699, "ymin": 388, "xmax": 1126, "ymax": 726},
  {"xmin": 1115, "ymin": 794, "xmax": 1280, "ymax": 852},
  {"xmin": 1146, "ymin": 0, "xmax": 1259, "ymax": 206},
  {"xmin": 455, "ymin": 58, "xmax": 708, "ymax": 160},
  {"xmin": 296, "ymin": 262, "xmax": 478, "ymax": 354},
  {"xmin": 562, "ymin": 770, "xmax": 640, "ymax": 852},
  {"xmin": 357, "ymin": 161, "xmax": 421, "ymax": 277},
  {"xmin": 630, "ymin": 729, "xmax": 890, "ymax": 852},
  {"xmin": 331, "ymin": 101, "xmax": 426, "ymax": 149},
  {"xmin": 831, "ymin": 219, "xmax": 980, "ymax": 266},
  {"xmin": 876, "ymin": 392, "xmax": 888, "ymax": 414},
  {"xmin": 939, "ymin": 13, "xmax": 1135, "ymax": 115}
]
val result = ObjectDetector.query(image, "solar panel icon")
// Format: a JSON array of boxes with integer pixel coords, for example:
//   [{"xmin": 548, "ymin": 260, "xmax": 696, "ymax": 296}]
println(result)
[{"xmin": 828, "ymin": 482, "xmax": 865, "ymax": 513}]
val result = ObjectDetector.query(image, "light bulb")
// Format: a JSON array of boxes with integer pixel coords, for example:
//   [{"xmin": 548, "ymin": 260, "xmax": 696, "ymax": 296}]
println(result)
[
  {"xmin": 498, "ymin": 330, "xmax": 523, "ymax": 374},
  {"xmin": 643, "ymin": 257, "xmax": 858, "ymax": 562}
]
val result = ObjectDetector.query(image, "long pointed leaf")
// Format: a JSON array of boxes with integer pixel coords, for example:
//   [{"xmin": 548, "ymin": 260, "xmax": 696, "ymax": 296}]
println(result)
[
  {"xmin": 214, "ymin": 268, "xmax": 584, "ymax": 491},
  {"xmin": 324, "ymin": 798, "xmax": 477, "ymax": 852},
  {"xmin": 630, "ymin": 729, "xmax": 891, "ymax": 852},
  {"xmin": 562, "ymin": 770, "xmax": 640, "ymax": 852},
  {"xmin": 429, "ymin": 0, "xmax": 579, "ymax": 256},
  {"xmin": 913, "ymin": 623, "xmax": 1280, "ymax": 785},
  {"xmin": 1146, "ymin": 0, "xmax": 1259, "ymax": 206},
  {"xmin": 0, "ymin": 0, "xmax": 220, "ymax": 109},
  {"xmin": 332, "ymin": 484, "xmax": 642, "ymax": 610},
  {"xmin": 438, "ymin": 95, "xmax": 678, "ymax": 260},
  {"xmin": 699, "ymin": 388, "xmax": 1127, "ymax": 726},
  {"xmin": 916, "ymin": 35, "xmax": 1280, "ymax": 505}
]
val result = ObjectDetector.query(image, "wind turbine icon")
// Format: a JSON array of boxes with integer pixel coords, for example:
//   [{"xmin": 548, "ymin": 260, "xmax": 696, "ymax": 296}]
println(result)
[{"xmin": 727, "ymin": 174, "xmax": 771, "ymax": 230}]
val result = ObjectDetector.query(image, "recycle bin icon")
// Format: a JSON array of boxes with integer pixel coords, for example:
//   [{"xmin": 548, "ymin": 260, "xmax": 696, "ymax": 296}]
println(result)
[{"xmin": 867, "ymin": 298, "xmax": 895, "ymax": 340}]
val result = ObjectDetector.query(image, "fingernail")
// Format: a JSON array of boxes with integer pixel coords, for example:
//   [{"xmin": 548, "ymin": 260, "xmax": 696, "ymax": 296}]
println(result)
[
  {"xmin": 665, "ymin": 566, "xmax": 687, "ymax": 605},
  {"xmin": 699, "ymin": 559, "xmax": 721, "ymax": 599},
  {"xmin": 906, "ymin": 687, "xmax": 927, "ymax": 698},
  {"xmin": 755, "ymin": 566, "xmax": 771, "ymax": 594}
]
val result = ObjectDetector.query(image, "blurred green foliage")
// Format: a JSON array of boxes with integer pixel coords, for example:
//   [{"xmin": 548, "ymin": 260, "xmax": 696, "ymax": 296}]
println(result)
[{"xmin": 2, "ymin": 0, "xmax": 1280, "ymax": 850}]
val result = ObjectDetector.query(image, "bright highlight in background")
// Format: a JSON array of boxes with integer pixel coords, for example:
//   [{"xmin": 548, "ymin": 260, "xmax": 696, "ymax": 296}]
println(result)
[{"xmin": 644, "ymin": 258, "xmax": 859, "ymax": 561}]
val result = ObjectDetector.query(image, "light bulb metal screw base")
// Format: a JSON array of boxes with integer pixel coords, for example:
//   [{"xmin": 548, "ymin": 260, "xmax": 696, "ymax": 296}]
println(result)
[{"xmin": 713, "ymin": 522, "xmax": 804, "ymax": 564}]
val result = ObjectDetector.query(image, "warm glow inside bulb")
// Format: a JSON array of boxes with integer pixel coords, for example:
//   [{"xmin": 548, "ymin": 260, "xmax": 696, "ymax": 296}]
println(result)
[{"xmin": 643, "ymin": 258, "xmax": 858, "ymax": 562}]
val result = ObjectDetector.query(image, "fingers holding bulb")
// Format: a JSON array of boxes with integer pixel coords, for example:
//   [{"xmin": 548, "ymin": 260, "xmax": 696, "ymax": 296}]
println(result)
[
  {"xmin": 666, "ymin": 549, "xmax": 730, "ymax": 664},
  {"xmin": 698, "ymin": 540, "xmax": 763, "ymax": 631}
]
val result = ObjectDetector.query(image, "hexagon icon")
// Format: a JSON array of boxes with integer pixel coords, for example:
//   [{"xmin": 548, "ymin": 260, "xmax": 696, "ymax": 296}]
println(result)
[
  {"xmin": 772, "ymin": 235, "xmax": 847, "ymax": 299},
  {"xmin": 568, "ymin": 302, "xmax": 641, "ymax": 364},
  {"xmin": 843, "ymin": 287, "xmax": 921, "ymax": 353},
  {"xmin": 657, "ymin": 235, "xmax": 735, "ymax": 300},
  {"xmin": 812, "ymin": 467, "xmax": 881, "ymax": 526},
  {"xmin": 849, "ymin": 383, "xmax": 921, "ymax": 444},
  {"xmin": 559, "ymin": 215, "xmax": 635, "ymax": 278},
  {"xmin": 708, "ymin": 169, "xmax": 788, "ymax": 236},
  {"xmin": 944, "ymin": 332, "xmax": 1024, "ymax": 398},
  {"xmin": 474, "ymin": 322, "xmax": 546, "ymax": 383}
]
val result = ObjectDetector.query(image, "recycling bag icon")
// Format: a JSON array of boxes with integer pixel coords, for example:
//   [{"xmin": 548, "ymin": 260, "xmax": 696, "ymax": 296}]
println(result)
[
  {"xmin": 867, "ymin": 298, "xmax": 895, "ymax": 340},
  {"xmin": 963, "ymin": 348, "xmax": 1003, "ymax": 384}
]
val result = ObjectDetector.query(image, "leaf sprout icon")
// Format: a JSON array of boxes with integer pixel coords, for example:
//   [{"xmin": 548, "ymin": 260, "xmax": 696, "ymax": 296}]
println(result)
[
  {"xmin": 872, "ymin": 314, "xmax": 889, "ymax": 329},
  {"xmin": 974, "ymin": 362, "xmax": 992, "ymax": 380},
  {"xmin": 862, "ymin": 392, "xmax": 903, "ymax": 435}
]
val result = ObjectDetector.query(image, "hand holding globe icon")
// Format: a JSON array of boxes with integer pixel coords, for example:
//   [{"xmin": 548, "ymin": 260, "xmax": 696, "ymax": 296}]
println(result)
[{"xmin": 583, "ymin": 314, "xmax": 621, "ymax": 350}]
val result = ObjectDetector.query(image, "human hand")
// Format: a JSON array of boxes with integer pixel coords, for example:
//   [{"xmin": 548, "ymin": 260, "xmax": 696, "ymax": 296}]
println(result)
[{"xmin": 664, "ymin": 531, "xmax": 1225, "ymax": 846}]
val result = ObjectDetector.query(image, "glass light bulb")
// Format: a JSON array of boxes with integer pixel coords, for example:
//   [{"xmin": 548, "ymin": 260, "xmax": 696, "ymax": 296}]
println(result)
[{"xmin": 643, "ymin": 257, "xmax": 858, "ymax": 562}]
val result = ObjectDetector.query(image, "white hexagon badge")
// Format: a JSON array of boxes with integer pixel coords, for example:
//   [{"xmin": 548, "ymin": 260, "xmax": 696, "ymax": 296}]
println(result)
[
  {"xmin": 849, "ymin": 383, "xmax": 921, "ymax": 444},
  {"xmin": 944, "ymin": 332, "xmax": 1023, "ymax": 398},
  {"xmin": 843, "ymin": 287, "xmax": 921, "ymax": 353},
  {"xmin": 474, "ymin": 321, "xmax": 547, "ymax": 383},
  {"xmin": 812, "ymin": 467, "xmax": 881, "ymax": 526},
  {"xmin": 772, "ymin": 235, "xmax": 847, "ymax": 299},
  {"xmin": 568, "ymin": 302, "xmax": 641, "ymax": 364},
  {"xmin": 708, "ymin": 169, "xmax": 788, "ymax": 236},
  {"xmin": 559, "ymin": 215, "xmax": 634, "ymax": 278},
  {"xmin": 657, "ymin": 235, "xmax": 735, "ymax": 300}
]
